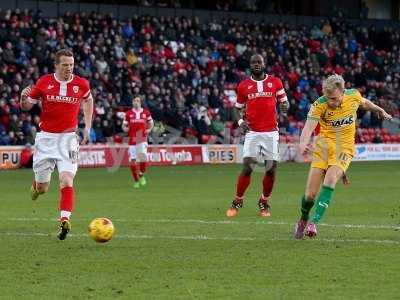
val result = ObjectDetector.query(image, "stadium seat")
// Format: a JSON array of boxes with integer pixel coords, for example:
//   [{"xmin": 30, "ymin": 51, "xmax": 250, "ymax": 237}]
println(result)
[
  {"xmin": 363, "ymin": 134, "xmax": 372, "ymax": 143},
  {"xmin": 225, "ymin": 121, "xmax": 234, "ymax": 129},
  {"xmin": 286, "ymin": 135, "xmax": 295, "ymax": 143},
  {"xmin": 201, "ymin": 135, "xmax": 211, "ymax": 144},
  {"xmin": 382, "ymin": 128, "xmax": 389, "ymax": 135},
  {"xmin": 382, "ymin": 135, "xmax": 391, "ymax": 143},
  {"xmin": 201, "ymin": 135, "xmax": 217, "ymax": 144},
  {"xmin": 185, "ymin": 128, "xmax": 197, "ymax": 137},
  {"xmin": 113, "ymin": 135, "xmax": 123, "ymax": 144}
]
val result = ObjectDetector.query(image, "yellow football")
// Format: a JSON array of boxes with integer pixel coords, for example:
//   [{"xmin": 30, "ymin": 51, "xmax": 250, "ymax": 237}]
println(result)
[{"xmin": 88, "ymin": 218, "xmax": 115, "ymax": 243}]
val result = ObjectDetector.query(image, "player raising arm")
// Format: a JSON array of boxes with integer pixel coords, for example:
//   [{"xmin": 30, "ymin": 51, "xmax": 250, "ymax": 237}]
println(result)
[
  {"xmin": 20, "ymin": 49, "xmax": 93, "ymax": 240},
  {"xmin": 294, "ymin": 74, "xmax": 391, "ymax": 239}
]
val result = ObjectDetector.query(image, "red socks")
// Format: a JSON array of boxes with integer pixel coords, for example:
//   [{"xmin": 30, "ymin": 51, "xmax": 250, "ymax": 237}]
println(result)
[
  {"xmin": 139, "ymin": 162, "xmax": 146, "ymax": 174},
  {"xmin": 262, "ymin": 173, "xmax": 275, "ymax": 201},
  {"xmin": 130, "ymin": 164, "xmax": 139, "ymax": 181},
  {"xmin": 235, "ymin": 175, "xmax": 251, "ymax": 200},
  {"xmin": 60, "ymin": 187, "xmax": 74, "ymax": 220},
  {"xmin": 234, "ymin": 173, "xmax": 275, "ymax": 204},
  {"xmin": 131, "ymin": 162, "xmax": 147, "ymax": 182}
]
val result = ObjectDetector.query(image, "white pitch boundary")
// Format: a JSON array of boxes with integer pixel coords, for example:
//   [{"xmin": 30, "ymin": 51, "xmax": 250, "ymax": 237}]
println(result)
[
  {"xmin": 5, "ymin": 217, "xmax": 400, "ymax": 230},
  {"xmin": 0, "ymin": 231, "xmax": 399, "ymax": 245}
]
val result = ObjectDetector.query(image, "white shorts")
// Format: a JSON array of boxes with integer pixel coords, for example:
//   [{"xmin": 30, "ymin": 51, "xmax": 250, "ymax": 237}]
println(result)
[
  {"xmin": 128, "ymin": 143, "xmax": 148, "ymax": 161},
  {"xmin": 243, "ymin": 131, "xmax": 279, "ymax": 161},
  {"xmin": 33, "ymin": 132, "xmax": 79, "ymax": 183}
]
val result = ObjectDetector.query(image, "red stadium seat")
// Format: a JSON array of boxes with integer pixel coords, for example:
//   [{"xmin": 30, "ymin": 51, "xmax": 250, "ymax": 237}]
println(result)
[
  {"xmin": 286, "ymin": 135, "xmax": 295, "ymax": 143},
  {"xmin": 185, "ymin": 128, "xmax": 197, "ymax": 137},
  {"xmin": 201, "ymin": 134, "xmax": 217, "ymax": 144},
  {"xmin": 292, "ymin": 135, "xmax": 300, "ymax": 143},
  {"xmin": 363, "ymin": 134, "xmax": 372, "ymax": 143},
  {"xmin": 201, "ymin": 135, "xmax": 211, "ymax": 144},
  {"xmin": 208, "ymin": 135, "xmax": 217, "ymax": 144},
  {"xmin": 113, "ymin": 135, "xmax": 123, "ymax": 144},
  {"xmin": 381, "ymin": 128, "xmax": 389, "ymax": 135},
  {"xmin": 225, "ymin": 121, "xmax": 234, "ymax": 129},
  {"xmin": 296, "ymin": 121, "xmax": 305, "ymax": 129},
  {"xmin": 382, "ymin": 135, "xmax": 391, "ymax": 143}
]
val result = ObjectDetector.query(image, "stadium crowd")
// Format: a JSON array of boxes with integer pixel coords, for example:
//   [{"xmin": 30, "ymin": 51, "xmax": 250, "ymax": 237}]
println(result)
[{"xmin": 0, "ymin": 8, "xmax": 399, "ymax": 145}]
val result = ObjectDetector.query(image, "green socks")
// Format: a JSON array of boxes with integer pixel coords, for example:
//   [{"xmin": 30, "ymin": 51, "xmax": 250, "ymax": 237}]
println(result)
[
  {"xmin": 311, "ymin": 185, "xmax": 335, "ymax": 223},
  {"xmin": 300, "ymin": 196, "xmax": 314, "ymax": 221}
]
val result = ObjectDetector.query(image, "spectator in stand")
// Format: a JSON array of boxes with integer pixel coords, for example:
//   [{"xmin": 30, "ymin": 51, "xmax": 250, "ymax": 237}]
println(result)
[
  {"xmin": 211, "ymin": 114, "xmax": 225, "ymax": 139},
  {"xmin": 0, "ymin": 128, "xmax": 10, "ymax": 145}
]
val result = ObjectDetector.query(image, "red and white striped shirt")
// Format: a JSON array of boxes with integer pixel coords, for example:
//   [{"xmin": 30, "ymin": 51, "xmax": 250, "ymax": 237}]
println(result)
[{"xmin": 235, "ymin": 75, "xmax": 287, "ymax": 132}]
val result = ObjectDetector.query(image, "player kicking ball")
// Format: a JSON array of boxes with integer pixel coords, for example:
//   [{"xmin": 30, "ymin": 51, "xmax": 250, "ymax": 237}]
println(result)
[
  {"xmin": 20, "ymin": 49, "xmax": 93, "ymax": 240},
  {"xmin": 226, "ymin": 54, "xmax": 289, "ymax": 217},
  {"xmin": 122, "ymin": 96, "xmax": 153, "ymax": 188},
  {"xmin": 294, "ymin": 74, "xmax": 392, "ymax": 239}
]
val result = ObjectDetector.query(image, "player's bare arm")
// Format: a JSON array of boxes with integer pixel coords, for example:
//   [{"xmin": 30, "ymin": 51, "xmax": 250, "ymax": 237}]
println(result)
[
  {"xmin": 360, "ymin": 98, "xmax": 392, "ymax": 120},
  {"xmin": 81, "ymin": 92, "xmax": 94, "ymax": 144},
  {"xmin": 20, "ymin": 85, "xmax": 35, "ymax": 111},
  {"xmin": 146, "ymin": 119, "xmax": 154, "ymax": 134},
  {"xmin": 279, "ymin": 99, "xmax": 290, "ymax": 115},
  {"xmin": 299, "ymin": 118, "xmax": 319, "ymax": 155},
  {"xmin": 122, "ymin": 120, "xmax": 129, "ymax": 132},
  {"xmin": 234, "ymin": 106, "xmax": 249, "ymax": 134}
]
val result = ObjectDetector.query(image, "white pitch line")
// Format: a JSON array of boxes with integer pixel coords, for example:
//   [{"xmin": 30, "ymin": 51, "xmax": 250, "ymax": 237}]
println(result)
[
  {"xmin": 134, "ymin": 219, "xmax": 400, "ymax": 230},
  {"xmin": 4, "ymin": 217, "xmax": 400, "ymax": 230},
  {"xmin": 0, "ymin": 232, "xmax": 399, "ymax": 245}
]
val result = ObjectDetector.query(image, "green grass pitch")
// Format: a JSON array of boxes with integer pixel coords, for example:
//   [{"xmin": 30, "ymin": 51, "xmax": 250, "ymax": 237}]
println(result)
[{"xmin": 0, "ymin": 162, "xmax": 399, "ymax": 299}]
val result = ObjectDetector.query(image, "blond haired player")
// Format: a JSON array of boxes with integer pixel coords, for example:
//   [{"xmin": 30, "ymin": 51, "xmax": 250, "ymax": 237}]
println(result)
[{"xmin": 294, "ymin": 74, "xmax": 392, "ymax": 239}]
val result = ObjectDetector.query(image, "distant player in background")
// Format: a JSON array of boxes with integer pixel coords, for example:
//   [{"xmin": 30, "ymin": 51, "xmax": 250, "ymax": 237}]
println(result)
[
  {"xmin": 122, "ymin": 96, "xmax": 153, "ymax": 188},
  {"xmin": 19, "ymin": 49, "xmax": 93, "ymax": 240},
  {"xmin": 226, "ymin": 54, "xmax": 289, "ymax": 217},
  {"xmin": 294, "ymin": 74, "xmax": 392, "ymax": 239}
]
